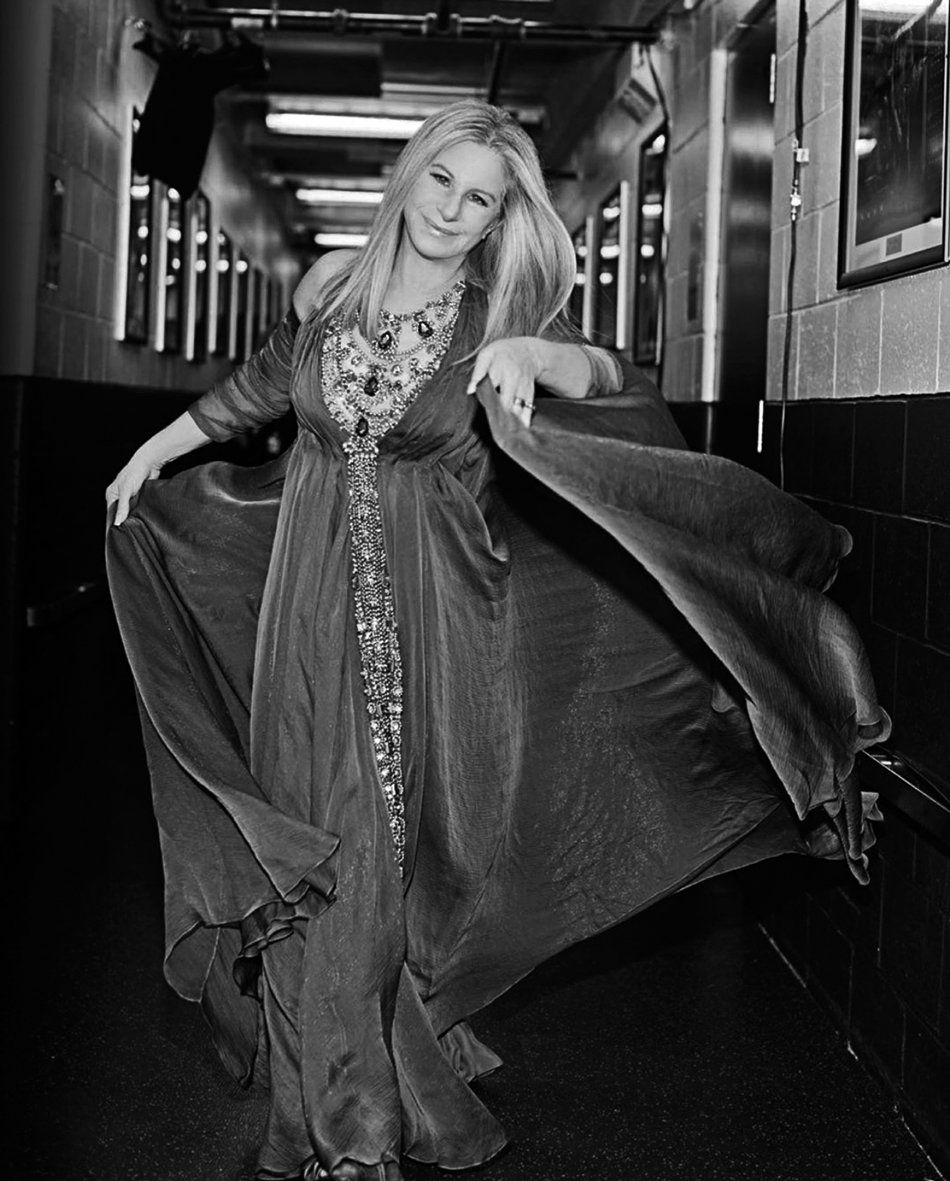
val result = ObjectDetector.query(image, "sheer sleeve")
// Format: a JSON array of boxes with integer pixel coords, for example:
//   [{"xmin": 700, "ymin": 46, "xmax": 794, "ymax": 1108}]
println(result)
[
  {"xmin": 188, "ymin": 307, "xmax": 301, "ymax": 442},
  {"xmin": 539, "ymin": 320, "xmax": 623, "ymax": 398},
  {"xmin": 579, "ymin": 345, "xmax": 623, "ymax": 396}
]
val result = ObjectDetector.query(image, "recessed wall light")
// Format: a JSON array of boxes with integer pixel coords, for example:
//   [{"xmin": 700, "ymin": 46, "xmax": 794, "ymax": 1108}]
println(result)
[{"xmin": 267, "ymin": 112, "xmax": 422, "ymax": 139}]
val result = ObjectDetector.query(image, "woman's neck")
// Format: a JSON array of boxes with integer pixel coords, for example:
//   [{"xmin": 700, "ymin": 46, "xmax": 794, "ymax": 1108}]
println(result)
[{"xmin": 385, "ymin": 240, "xmax": 464, "ymax": 314}]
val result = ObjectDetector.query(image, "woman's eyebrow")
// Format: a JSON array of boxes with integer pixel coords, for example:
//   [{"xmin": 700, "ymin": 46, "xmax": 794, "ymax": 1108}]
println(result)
[{"xmin": 430, "ymin": 160, "xmax": 500, "ymax": 203}]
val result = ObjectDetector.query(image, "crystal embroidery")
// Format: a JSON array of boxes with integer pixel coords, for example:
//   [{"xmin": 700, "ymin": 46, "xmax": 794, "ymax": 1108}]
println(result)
[{"xmin": 321, "ymin": 281, "xmax": 465, "ymax": 869}]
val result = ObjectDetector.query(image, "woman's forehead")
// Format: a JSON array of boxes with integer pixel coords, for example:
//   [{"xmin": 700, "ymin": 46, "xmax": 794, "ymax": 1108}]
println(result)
[{"xmin": 430, "ymin": 140, "xmax": 507, "ymax": 194}]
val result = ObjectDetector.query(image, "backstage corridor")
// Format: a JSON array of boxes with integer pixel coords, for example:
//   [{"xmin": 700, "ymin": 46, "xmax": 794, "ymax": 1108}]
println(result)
[{"xmin": 3, "ymin": 1, "xmax": 950, "ymax": 1178}]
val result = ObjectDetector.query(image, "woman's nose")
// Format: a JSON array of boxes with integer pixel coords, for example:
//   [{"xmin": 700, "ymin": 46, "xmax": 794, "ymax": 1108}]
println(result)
[{"xmin": 438, "ymin": 191, "xmax": 462, "ymax": 221}]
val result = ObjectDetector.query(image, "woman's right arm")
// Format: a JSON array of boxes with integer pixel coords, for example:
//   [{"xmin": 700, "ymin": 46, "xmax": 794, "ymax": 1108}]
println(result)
[
  {"xmin": 106, "ymin": 413, "xmax": 215, "ymax": 525},
  {"xmin": 106, "ymin": 248, "xmax": 356, "ymax": 526}
]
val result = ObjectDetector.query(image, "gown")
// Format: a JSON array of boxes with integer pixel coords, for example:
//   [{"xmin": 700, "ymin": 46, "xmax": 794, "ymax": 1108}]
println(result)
[{"xmin": 106, "ymin": 284, "xmax": 889, "ymax": 1179}]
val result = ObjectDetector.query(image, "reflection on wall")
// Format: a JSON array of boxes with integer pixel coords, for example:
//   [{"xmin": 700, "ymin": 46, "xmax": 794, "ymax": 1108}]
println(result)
[{"xmin": 856, "ymin": 0, "xmax": 946, "ymax": 244}]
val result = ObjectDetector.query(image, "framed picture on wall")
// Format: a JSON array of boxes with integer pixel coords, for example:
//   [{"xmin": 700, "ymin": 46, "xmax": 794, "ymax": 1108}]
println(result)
[
  {"xmin": 568, "ymin": 224, "xmax": 587, "ymax": 326},
  {"xmin": 116, "ymin": 107, "xmax": 152, "ymax": 344},
  {"xmin": 839, "ymin": 0, "xmax": 949, "ymax": 286},
  {"xmin": 234, "ymin": 251, "xmax": 250, "ymax": 362},
  {"xmin": 155, "ymin": 185, "xmax": 186, "ymax": 354},
  {"xmin": 592, "ymin": 184, "xmax": 631, "ymax": 351},
  {"xmin": 634, "ymin": 127, "xmax": 667, "ymax": 367},
  {"xmin": 213, "ymin": 229, "xmax": 235, "ymax": 358},
  {"xmin": 185, "ymin": 191, "xmax": 211, "ymax": 363}
]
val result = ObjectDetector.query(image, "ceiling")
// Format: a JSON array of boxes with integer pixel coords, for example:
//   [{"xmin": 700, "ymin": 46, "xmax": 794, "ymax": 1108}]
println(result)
[{"xmin": 158, "ymin": 1, "xmax": 685, "ymax": 258}]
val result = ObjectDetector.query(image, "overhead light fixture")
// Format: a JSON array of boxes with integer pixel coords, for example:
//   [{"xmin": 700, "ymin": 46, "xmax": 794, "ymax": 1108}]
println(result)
[
  {"xmin": 296, "ymin": 188, "xmax": 384, "ymax": 205},
  {"xmin": 267, "ymin": 112, "xmax": 422, "ymax": 139},
  {"xmin": 314, "ymin": 232, "xmax": 368, "ymax": 248}
]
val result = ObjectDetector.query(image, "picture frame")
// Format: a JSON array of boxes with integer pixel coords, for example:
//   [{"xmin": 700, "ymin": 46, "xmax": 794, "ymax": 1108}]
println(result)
[
  {"xmin": 185, "ymin": 191, "xmax": 211, "ymax": 363},
  {"xmin": 839, "ymin": 0, "xmax": 950, "ymax": 287},
  {"xmin": 634, "ymin": 127, "xmax": 667, "ymax": 367},
  {"xmin": 212, "ymin": 228, "xmax": 235, "ymax": 359},
  {"xmin": 155, "ymin": 183, "xmax": 185, "ymax": 353},
  {"xmin": 116, "ymin": 107, "xmax": 153, "ymax": 344},
  {"xmin": 568, "ymin": 224, "xmax": 587, "ymax": 327},
  {"xmin": 592, "ymin": 184, "xmax": 631, "ymax": 351}
]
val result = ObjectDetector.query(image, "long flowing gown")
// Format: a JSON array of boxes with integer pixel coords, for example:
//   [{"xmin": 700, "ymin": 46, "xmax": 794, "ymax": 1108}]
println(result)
[{"xmin": 106, "ymin": 286, "xmax": 889, "ymax": 1179}]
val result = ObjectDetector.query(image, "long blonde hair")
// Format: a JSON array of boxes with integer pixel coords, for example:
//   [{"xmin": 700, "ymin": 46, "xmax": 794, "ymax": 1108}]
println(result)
[{"xmin": 317, "ymin": 100, "xmax": 578, "ymax": 350}]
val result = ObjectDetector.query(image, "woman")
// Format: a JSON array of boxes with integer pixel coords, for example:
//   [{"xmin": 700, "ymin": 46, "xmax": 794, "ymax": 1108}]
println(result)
[{"xmin": 106, "ymin": 101, "xmax": 887, "ymax": 1181}]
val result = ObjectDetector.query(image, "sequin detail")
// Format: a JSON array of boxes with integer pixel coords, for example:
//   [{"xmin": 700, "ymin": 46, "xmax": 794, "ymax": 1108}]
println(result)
[{"xmin": 322, "ymin": 283, "xmax": 465, "ymax": 869}]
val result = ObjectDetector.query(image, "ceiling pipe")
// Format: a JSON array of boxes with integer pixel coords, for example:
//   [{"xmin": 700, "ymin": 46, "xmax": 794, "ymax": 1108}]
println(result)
[{"xmin": 158, "ymin": 3, "xmax": 659, "ymax": 45}]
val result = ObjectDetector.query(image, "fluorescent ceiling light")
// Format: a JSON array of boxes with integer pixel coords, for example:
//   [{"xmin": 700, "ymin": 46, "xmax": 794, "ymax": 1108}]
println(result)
[
  {"xmin": 267, "ymin": 112, "xmax": 422, "ymax": 139},
  {"xmin": 296, "ymin": 188, "xmax": 384, "ymax": 205},
  {"xmin": 314, "ymin": 232, "xmax": 368, "ymax": 248}
]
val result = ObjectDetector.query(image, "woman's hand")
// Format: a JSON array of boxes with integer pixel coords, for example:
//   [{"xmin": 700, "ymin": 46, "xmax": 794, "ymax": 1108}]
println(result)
[
  {"xmin": 466, "ymin": 337, "xmax": 543, "ymax": 428},
  {"xmin": 105, "ymin": 452, "xmax": 163, "ymax": 526}
]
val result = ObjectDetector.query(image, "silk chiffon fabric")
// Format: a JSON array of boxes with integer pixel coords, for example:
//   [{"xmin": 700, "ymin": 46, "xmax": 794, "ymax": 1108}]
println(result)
[{"xmin": 106, "ymin": 288, "xmax": 888, "ymax": 1179}]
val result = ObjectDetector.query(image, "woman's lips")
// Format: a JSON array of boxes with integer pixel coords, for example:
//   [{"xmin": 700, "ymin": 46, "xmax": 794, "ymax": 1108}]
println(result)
[{"xmin": 423, "ymin": 217, "xmax": 459, "ymax": 238}]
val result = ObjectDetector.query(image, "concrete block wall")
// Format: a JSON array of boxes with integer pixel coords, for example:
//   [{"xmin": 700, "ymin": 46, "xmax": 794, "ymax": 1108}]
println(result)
[
  {"xmin": 34, "ymin": 0, "xmax": 298, "ymax": 389},
  {"xmin": 769, "ymin": 0, "xmax": 949, "ymax": 402}
]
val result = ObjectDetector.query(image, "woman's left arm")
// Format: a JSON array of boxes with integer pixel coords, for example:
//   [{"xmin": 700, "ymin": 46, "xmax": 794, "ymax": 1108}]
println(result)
[{"xmin": 467, "ymin": 337, "xmax": 622, "ymax": 427}]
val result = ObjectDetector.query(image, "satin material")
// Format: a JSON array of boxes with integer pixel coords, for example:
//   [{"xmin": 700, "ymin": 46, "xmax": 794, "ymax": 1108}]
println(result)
[{"xmin": 106, "ymin": 289, "xmax": 888, "ymax": 1179}]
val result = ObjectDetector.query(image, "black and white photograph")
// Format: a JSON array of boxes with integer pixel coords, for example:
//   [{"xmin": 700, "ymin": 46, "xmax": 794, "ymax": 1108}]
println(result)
[{"xmin": 1, "ymin": 3, "xmax": 948, "ymax": 1180}]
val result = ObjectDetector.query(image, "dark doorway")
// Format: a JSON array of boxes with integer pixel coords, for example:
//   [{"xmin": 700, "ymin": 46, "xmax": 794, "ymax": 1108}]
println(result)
[{"xmin": 719, "ymin": 4, "xmax": 776, "ymax": 401}]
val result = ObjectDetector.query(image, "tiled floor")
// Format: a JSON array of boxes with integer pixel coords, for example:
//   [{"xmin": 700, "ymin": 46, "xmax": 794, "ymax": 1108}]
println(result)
[{"xmin": 5, "ymin": 609, "xmax": 942, "ymax": 1181}]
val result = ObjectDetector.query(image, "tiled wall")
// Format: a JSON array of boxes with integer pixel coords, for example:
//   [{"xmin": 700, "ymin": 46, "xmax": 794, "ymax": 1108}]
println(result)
[
  {"xmin": 34, "ymin": 0, "xmax": 297, "ymax": 388},
  {"xmin": 670, "ymin": 392, "xmax": 950, "ymax": 1171}
]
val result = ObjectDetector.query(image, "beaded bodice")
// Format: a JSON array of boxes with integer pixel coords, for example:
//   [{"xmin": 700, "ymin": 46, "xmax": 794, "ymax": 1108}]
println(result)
[
  {"xmin": 320, "ymin": 281, "xmax": 466, "ymax": 873},
  {"xmin": 321, "ymin": 280, "xmax": 466, "ymax": 440}
]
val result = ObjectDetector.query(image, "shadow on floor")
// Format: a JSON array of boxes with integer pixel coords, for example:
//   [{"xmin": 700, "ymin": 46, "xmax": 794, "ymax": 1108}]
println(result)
[{"xmin": 4, "ymin": 605, "xmax": 940, "ymax": 1181}]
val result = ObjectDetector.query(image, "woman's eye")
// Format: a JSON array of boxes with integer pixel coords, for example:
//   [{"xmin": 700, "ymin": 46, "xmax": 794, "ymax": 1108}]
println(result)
[
  {"xmin": 431, "ymin": 172, "xmax": 449, "ymax": 186},
  {"xmin": 469, "ymin": 194, "xmax": 488, "ymax": 207}
]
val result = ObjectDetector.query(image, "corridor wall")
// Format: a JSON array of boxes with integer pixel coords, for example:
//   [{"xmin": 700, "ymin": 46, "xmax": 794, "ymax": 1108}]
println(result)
[
  {"xmin": 554, "ymin": 0, "xmax": 949, "ymax": 1168},
  {"xmin": 29, "ymin": 0, "xmax": 298, "ymax": 390}
]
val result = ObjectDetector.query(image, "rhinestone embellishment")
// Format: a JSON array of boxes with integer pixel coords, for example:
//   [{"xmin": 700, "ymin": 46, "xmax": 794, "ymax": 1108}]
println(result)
[{"xmin": 321, "ymin": 281, "xmax": 465, "ymax": 870}]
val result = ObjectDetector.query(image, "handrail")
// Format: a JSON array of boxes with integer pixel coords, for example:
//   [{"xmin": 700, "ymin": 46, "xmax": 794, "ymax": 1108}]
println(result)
[{"xmin": 858, "ymin": 747, "xmax": 950, "ymax": 850}]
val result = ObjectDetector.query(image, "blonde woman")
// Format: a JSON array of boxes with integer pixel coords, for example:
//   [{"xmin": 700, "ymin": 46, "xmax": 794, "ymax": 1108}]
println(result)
[{"xmin": 106, "ymin": 101, "xmax": 887, "ymax": 1181}]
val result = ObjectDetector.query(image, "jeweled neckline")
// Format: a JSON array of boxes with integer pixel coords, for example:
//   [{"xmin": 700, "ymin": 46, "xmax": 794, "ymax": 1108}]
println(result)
[{"xmin": 379, "ymin": 279, "xmax": 466, "ymax": 323}]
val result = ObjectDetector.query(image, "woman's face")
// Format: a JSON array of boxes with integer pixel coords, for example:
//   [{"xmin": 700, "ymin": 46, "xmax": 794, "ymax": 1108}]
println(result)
[{"xmin": 401, "ymin": 140, "xmax": 506, "ymax": 265}]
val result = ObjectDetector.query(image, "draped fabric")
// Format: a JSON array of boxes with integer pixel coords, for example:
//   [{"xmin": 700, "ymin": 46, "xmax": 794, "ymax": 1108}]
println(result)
[{"xmin": 106, "ymin": 288, "xmax": 888, "ymax": 1179}]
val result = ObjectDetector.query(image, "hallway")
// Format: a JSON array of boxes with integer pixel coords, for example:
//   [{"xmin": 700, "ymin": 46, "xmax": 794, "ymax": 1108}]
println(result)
[{"xmin": 5, "ymin": 606, "xmax": 939, "ymax": 1181}]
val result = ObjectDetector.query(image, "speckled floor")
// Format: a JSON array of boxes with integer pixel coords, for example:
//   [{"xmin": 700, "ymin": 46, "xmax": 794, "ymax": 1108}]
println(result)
[{"xmin": 5, "ymin": 609, "xmax": 941, "ymax": 1181}]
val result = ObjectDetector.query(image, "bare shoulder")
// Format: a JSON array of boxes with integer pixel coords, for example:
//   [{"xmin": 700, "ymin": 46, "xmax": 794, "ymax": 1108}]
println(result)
[{"xmin": 292, "ymin": 248, "xmax": 359, "ymax": 319}]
